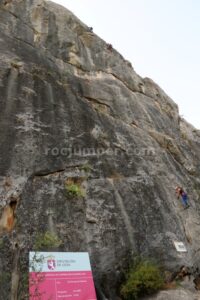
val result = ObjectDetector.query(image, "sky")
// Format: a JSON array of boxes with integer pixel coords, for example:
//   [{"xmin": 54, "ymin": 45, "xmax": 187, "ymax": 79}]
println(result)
[{"xmin": 52, "ymin": 0, "xmax": 200, "ymax": 129}]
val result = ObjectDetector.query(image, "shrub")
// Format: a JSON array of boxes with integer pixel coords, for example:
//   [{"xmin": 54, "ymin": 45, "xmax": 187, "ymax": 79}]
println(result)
[
  {"xmin": 34, "ymin": 232, "xmax": 62, "ymax": 250},
  {"xmin": 121, "ymin": 259, "xmax": 164, "ymax": 300},
  {"xmin": 80, "ymin": 163, "xmax": 92, "ymax": 173},
  {"xmin": 66, "ymin": 183, "xmax": 85, "ymax": 198}
]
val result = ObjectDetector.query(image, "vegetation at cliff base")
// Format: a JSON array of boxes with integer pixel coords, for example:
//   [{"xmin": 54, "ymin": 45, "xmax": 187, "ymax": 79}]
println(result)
[{"xmin": 121, "ymin": 259, "xmax": 164, "ymax": 299}]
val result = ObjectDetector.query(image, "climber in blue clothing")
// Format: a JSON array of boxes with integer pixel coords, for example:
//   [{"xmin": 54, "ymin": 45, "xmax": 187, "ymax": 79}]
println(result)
[{"xmin": 175, "ymin": 186, "xmax": 190, "ymax": 209}]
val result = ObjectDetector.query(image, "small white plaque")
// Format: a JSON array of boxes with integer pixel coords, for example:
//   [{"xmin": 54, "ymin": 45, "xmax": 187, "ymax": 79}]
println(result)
[{"xmin": 173, "ymin": 241, "xmax": 187, "ymax": 252}]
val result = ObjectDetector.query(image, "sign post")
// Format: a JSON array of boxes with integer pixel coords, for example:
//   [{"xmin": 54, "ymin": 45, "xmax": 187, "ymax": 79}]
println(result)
[
  {"xmin": 173, "ymin": 241, "xmax": 187, "ymax": 253},
  {"xmin": 29, "ymin": 252, "xmax": 97, "ymax": 300}
]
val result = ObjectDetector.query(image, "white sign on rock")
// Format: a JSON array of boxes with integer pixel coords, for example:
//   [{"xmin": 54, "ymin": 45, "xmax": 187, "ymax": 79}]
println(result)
[{"xmin": 173, "ymin": 241, "xmax": 187, "ymax": 252}]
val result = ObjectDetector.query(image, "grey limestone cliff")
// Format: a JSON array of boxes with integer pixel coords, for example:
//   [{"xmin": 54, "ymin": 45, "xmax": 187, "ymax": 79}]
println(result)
[{"xmin": 1, "ymin": 0, "xmax": 200, "ymax": 299}]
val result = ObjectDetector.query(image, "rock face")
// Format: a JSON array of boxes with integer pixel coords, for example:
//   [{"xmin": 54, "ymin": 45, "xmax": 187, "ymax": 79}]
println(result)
[
  {"xmin": 1, "ymin": 0, "xmax": 200, "ymax": 299},
  {"xmin": 143, "ymin": 289, "xmax": 200, "ymax": 300}
]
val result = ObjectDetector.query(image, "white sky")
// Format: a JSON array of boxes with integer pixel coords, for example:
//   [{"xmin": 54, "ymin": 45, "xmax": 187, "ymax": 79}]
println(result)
[{"xmin": 52, "ymin": 0, "xmax": 200, "ymax": 129}]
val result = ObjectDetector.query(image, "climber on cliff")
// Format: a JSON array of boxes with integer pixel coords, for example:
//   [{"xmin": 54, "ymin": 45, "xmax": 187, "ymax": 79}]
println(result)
[
  {"xmin": 175, "ymin": 186, "xmax": 190, "ymax": 209},
  {"xmin": 107, "ymin": 43, "xmax": 113, "ymax": 51}
]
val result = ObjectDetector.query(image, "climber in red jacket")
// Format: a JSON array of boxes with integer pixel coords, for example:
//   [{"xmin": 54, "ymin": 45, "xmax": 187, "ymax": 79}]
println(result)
[{"xmin": 175, "ymin": 186, "xmax": 190, "ymax": 209}]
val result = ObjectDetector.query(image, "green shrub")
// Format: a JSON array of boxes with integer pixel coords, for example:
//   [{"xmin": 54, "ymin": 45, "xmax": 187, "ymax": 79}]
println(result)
[
  {"xmin": 34, "ymin": 232, "xmax": 62, "ymax": 250},
  {"xmin": 66, "ymin": 183, "xmax": 85, "ymax": 198},
  {"xmin": 80, "ymin": 163, "xmax": 92, "ymax": 173},
  {"xmin": 121, "ymin": 259, "xmax": 164, "ymax": 300}
]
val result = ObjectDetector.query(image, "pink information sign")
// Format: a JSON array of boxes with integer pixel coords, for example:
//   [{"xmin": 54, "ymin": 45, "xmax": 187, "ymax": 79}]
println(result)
[{"xmin": 29, "ymin": 252, "xmax": 97, "ymax": 300}]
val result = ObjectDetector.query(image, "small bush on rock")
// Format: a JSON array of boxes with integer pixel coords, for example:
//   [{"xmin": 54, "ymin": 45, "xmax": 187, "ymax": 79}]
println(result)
[
  {"xmin": 121, "ymin": 259, "xmax": 164, "ymax": 299},
  {"xmin": 34, "ymin": 232, "xmax": 62, "ymax": 250},
  {"xmin": 66, "ymin": 183, "xmax": 85, "ymax": 198}
]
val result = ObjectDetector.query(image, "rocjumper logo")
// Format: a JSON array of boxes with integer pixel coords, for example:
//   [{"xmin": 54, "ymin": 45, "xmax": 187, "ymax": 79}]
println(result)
[{"xmin": 47, "ymin": 258, "xmax": 56, "ymax": 270}]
